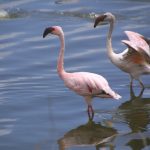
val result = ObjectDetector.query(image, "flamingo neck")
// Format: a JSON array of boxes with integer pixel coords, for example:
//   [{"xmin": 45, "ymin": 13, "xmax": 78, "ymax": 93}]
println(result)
[
  {"xmin": 57, "ymin": 32, "xmax": 66, "ymax": 79},
  {"xmin": 106, "ymin": 17, "xmax": 116, "ymax": 59}
]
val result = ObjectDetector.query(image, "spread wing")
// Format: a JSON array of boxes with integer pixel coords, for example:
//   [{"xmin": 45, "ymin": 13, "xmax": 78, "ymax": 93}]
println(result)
[
  {"xmin": 122, "ymin": 31, "xmax": 150, "ymax": 64},
  {"xmin": 125, "ymin": 30, "xmax": 150, "ymax": 47}
]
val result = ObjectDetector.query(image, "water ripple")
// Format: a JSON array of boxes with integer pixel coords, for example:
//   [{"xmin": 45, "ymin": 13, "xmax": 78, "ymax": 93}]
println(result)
[
  {"xmin": 0, "ymin": 51, "xmax": 13, "ymax": 60},
  {"xmin": 0, "ymin": 32, "xmax": 25, "ymax": 40},
  {"xmin": 0, "ymin": 118, "xmax": 16, "ymax": 136}
]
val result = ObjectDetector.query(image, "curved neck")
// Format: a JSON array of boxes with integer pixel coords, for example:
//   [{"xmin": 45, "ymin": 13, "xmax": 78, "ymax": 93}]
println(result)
[
  {"xmin": 57, "ymin": 32, "xmax": 66, "ymax": 79},
  {"xmin": 106, "ymin": 17, "xmax": 116, "ymax": 58}
]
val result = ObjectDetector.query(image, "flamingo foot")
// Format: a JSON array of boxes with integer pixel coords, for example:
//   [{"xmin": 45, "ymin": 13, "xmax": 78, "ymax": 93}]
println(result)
[{"xmin": 87, "ymin": 105, "xmax": 94, "ymax": 120}]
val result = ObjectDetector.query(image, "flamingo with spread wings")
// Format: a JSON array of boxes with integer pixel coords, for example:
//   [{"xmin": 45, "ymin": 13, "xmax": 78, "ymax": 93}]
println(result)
[
  {"xmin": 94, "ymin": 12, "xmax": 150, "ymax": 89},
  {"xmin": 43, "ymin": 26, "xmax": 121, "ymax": 119}
]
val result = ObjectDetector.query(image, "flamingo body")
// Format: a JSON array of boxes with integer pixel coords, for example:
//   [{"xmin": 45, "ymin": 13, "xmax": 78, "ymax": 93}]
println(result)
[
  {"xmin": 43, "ymin": 25, "xmax": 121, "ymax": 119},
  {"xmin": 94, "ymin": 12, "xmax": 150, "ymax": 88},
  {"xmin": 63, "ymin": 72, "xmax": 119, "ymax": 99}
]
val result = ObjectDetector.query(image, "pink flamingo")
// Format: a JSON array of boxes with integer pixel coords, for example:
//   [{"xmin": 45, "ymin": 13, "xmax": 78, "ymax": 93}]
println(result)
[
  {"xmin": 43, "ymin": 26, "xmax": 121, "ymax": 119},
  {"xmin": 94, "ymin": 12, "xmax": 150, "ymax": 89}
]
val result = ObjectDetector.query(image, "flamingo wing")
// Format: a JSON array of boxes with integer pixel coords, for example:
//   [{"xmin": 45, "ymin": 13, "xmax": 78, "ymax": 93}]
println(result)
[
  {"xmin": 123, "ymin": 31, "xmax": 150, "ymax": 57},
  {"xmin": 125, "ymin": 31, "xmax": 150, "ymax": 47},
  {"xmin": 122, "ymin": 40, "xmax": 150, "ymax": 64},
  {"xmin": 122, "ymin": 31, "xmax": 150, "ymax": 64}
]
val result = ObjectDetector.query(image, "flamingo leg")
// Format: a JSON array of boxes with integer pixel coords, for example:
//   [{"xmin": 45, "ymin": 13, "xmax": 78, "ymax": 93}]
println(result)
[
  {"xmin": 129, "ymin": 76, "xmax": 134, "ymax": 87},
  {"xmin": 138, "ymin": 79, "xmax": 145, "ymax": 89},
  {"xmin": 87, "ymin": 105, "xmax": 94, "ymax": 120},
  {"xmin": 130, "ymin": 83, "xmax": 135, "ymax": 98}
]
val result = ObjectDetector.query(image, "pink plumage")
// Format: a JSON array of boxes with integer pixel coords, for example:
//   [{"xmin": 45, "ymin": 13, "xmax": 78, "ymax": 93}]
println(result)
[
  {"xmin": 63, "ymin": 72, "xmax": 120, "ymax": 99},
  {"xmin": 43, "ymin": 25, "xmax": 121, "ymax": 119}
]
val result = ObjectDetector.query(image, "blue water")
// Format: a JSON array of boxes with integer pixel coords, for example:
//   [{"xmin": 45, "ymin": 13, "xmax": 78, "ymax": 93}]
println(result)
[{"xmin": 0, "ymin": 0, "xmax": 150, "ymax": 150}]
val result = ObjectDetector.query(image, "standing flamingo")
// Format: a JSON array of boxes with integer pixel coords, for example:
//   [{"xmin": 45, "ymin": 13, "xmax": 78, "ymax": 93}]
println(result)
[
  {"xmin": 43, "ymin": 26, "xmax": 121, "ymax": 119},
  {"xmin": 94, "ymin": 12, "xmax": 150, "ymax": 89}
]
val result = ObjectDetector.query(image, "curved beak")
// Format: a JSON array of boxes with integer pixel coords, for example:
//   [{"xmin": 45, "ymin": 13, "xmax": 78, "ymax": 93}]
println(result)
[
  {"xmin": 43, "ymin": 27, "xmax": 54, "ymax": 38},
  {"xmin": 94, "ymin": 15, "xmax": 107, "ymax": 28}
]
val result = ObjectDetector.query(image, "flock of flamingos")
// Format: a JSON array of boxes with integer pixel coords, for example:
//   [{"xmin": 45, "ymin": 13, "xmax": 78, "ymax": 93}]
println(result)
[{"xmin": 43, "ymin": 12, "xmax": 150, "ymax": 119}]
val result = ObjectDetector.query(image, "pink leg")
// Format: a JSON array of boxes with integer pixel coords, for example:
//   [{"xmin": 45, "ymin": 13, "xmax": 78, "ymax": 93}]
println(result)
[{"xmin": 87, "ymin": 105, "xmax": 94, "ymax": 120}]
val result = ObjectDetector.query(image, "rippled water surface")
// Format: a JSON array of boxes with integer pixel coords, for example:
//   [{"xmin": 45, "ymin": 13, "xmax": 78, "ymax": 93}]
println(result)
[{"xmin": 0, "ymin": 0, "xmax": 150, "ymax": 150}]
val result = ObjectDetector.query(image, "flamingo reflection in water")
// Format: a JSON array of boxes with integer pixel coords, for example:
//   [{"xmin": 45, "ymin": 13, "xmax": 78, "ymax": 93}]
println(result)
[
  {"xmin": 116, "ymin": 87, "xmax": 150, "ymax": 150},
  {"xmin": 94, "ymin": 12, "xmax": 150, "ymax": 89},
  {"xmin": 58, "ymin": 118, "xmax": 117, "ymax": 150},
  {"xmin": 43, "ymin": 26, "xmax": 121, "ymax": 119}
]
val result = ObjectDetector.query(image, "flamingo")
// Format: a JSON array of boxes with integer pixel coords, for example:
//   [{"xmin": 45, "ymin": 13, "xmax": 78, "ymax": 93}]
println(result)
[
  {"xmin": 43, "ymin": 26, "xmax": 121, "ymax": 119},
  {"xmin": 94, "ymin": 12, "xmax": 150, "ymax": 89}
]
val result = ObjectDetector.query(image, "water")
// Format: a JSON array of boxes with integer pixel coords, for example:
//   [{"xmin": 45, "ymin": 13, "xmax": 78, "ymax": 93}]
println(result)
[{"xmin": 0, "ymin": 0, "xmax": 150, "ymax": 149}]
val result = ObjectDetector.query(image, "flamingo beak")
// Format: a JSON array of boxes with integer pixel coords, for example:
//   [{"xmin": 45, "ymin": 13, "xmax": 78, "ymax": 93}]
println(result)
[
  {"xmin": 94, "ymin": 15, "xmax": 107, "ymax": 28},
  {"xmin": 43, "ymin": 27, "xmax": 55, "ymax": 38}
]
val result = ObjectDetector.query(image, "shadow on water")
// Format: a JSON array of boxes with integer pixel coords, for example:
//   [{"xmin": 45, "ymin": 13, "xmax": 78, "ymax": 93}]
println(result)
[
  {"xmin": 58, "ymin": 118, "xmax": 117, "ymax": 150},
  {"xmin": 118, "ymin": 87, "xmax": 150, "ymax": 133},
  {"xmin": 116, "ymin": 86, "xmax": 150, "ymax": 150}
]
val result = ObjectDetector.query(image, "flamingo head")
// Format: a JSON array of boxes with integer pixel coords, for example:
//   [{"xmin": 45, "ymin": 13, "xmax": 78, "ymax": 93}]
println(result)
[
  {"xmin": 43, "ymin": 26, "xmax": 63, "ymax": 38},
  {"xmin": 94, "ymin": 12, "xmax": 115, "ymax": 28}
]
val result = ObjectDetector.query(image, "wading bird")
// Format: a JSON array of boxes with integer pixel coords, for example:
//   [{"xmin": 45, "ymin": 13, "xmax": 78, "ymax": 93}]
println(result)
[
  {"xmin": 94, "ymin": 12, "xmax": 150, "ymax": 89},
  {"xmin": 43, "ymin": 26, "xmax": 121, "ymax": 119}
]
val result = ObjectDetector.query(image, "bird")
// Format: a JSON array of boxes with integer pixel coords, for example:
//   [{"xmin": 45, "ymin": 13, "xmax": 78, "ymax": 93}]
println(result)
[
  {"xmin": 43, "ymin": 25, "xmax": 121, "ymax": 119},
  {"xmin": 94, "ymin": 12, "xmax": 150, "ymax": 89}
]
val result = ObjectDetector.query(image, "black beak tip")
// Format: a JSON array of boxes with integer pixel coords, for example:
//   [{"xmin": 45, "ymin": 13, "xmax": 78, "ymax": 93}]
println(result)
[
  {"xmin": 43, "ymin": 28, "xmax": 49, "ymax": 38},
  {"xmin": 94, "ymin": 21, "xmax": 98, "ymax": 28},
  {"xmin": 43, "ymin": 34, "xmax": 46, "ymax": 38},
  {"xmin": 93, "ymin": 17, "xmax": 99, "ymax": 28}
]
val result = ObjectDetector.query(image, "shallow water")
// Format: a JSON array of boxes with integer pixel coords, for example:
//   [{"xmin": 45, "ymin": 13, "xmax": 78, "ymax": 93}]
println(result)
[{"xmin": 0, "ymin": 0, "xmax": 150, "ymax": 150}]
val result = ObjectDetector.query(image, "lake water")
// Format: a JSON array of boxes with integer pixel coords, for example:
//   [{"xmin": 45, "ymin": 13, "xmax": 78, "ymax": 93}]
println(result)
[{"xmin": 0, "ymin": 0, "xmax": 150, "ymax": 150}]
